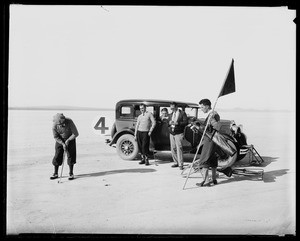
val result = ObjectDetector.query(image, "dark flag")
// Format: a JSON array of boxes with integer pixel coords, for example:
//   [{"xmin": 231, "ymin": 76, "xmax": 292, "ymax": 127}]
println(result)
[{"xmin": 218, "ymin": 59, "xmax": 235, "ymax": 98}]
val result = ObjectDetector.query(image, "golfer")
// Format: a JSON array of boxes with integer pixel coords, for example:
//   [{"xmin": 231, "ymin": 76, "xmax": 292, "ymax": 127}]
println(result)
[{"xmin": 51, "ymin": 113, "xmax": 79, "ymax": 180}]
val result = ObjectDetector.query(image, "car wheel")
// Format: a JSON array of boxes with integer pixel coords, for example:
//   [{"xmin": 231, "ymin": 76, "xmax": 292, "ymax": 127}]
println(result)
[{"xmin": 116, "ymin": 134, "xmax": 138, "ymax": 160}]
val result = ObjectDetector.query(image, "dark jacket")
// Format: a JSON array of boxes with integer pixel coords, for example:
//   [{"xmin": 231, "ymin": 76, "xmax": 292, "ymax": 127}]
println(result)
[
  {"xmin": 168, "ymin": 109, "xmax": 188, "ymax": 135},
  {"xmin": 52, "ymin": 118, "xmax": 79, "ymax": 144},
  {"xmin": 204, "ymin": 110, "xmax": 221, "ymax": 133}
]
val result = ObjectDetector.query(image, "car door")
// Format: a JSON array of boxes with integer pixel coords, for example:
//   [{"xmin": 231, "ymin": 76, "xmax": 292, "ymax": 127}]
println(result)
[{"xmin": 116, "ymin": 105, "xmax": 135, "ymax": 131}]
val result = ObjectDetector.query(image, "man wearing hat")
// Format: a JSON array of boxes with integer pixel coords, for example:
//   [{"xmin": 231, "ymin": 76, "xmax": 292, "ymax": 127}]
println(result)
[{"xmin": 51, "ymin": 113, "xmax": 79, "ymax": 180}]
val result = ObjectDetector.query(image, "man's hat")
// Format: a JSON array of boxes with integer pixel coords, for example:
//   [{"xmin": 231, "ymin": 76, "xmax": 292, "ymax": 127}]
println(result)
[{"xmin": 53, "ymin": 113, "xmax": 66, "ymax": 124}]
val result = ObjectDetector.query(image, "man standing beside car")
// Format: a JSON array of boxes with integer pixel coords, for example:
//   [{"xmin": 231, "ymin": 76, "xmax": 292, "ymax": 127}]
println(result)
[
  {"xmin": 134, "ymin": 104, "xmax": 156, "ymax": 165},
  {"xmin": 195, "ymin": 98, "xmax": 220, "ymax": 186},
  {"xmin": 169, "ymin": 102, "xmax": 188, "ymax": 170}
]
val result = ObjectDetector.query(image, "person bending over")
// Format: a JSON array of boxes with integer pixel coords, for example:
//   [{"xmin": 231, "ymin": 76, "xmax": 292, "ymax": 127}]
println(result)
[{"xmin": 51, "ymin": 113, "xmax": 79, "ymax": 180}]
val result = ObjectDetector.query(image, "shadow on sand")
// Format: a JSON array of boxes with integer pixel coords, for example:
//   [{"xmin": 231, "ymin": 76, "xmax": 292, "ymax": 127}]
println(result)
[
  {"xmin": 234, "ymin": 155, "xmax": 278, "ymax": 168},
  {"xmin": 151, "ymin": 151, "xmax": 200, "ymax": 165},
  {"xmin": 218, "ymin": 155, "xmax": 288, "ymax": 184},
  {"xmin": 182, "ymin": 155, "xmax": 289, "ymax": 186},
  {"xmin": 152, "ymin": 151, "xmax": 278, "ymax": 168},
  {"xmin": 75, "ymin": 168, "xmax": 156, "ymax": 179},
  {"xmin": 182, "ymin": 167, "xmax": 290, "ymax": 190},
  {"xmin": 216, "ymin": 168, "xmax": 290, "ymax": 185}
]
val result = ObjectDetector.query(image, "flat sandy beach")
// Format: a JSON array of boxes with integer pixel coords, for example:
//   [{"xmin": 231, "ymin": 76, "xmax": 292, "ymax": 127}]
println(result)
[
  {"xmin": 6, "ymin": 110, "xmax": 295, "ymax": 236},
  {"xmin": 6, "ymin": 5, "xmax": 296, "ymax": 237}
]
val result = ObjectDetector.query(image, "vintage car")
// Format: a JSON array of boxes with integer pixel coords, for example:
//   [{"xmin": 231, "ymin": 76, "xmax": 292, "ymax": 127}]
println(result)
[{"xmin": 107, "ymin": 99, "xmax": 244, "ymax": 170}]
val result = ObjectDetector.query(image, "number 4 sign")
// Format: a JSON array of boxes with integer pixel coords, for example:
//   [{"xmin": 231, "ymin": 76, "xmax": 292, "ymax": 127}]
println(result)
[
  {"xmin": 92, "ymin": 116, "xmax": 112, "ymax": 136},
  {"xmin": 94, "ymin": 117, "xmax": 109, "ymax": 134}
]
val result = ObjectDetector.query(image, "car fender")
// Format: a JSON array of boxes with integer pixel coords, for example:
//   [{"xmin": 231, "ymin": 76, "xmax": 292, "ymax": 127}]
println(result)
[{"xmin": 109, "ymin": 128, "xmax": 135, "ymax": 146}]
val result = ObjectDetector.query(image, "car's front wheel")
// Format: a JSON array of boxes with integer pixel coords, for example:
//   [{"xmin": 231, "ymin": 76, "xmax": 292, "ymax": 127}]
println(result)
[{"xmin": 116, "ymin": 134, "xmax": 139, "ymax": 160}]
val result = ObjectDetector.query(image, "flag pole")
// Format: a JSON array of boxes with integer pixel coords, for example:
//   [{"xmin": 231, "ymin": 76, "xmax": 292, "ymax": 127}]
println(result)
[
  {"xmin": 182, "ymin": 95, "xmax": 219, "ymax": 190},
  {"xmin": 182, "ymin": 59, "xmax": 234, "ymax": 190}
]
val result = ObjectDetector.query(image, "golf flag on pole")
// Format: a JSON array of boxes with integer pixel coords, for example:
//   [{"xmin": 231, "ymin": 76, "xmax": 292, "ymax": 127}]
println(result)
[
  {"xmin": 218, "ymin": 59, "xmax": 235, "ymax": 98},
  {"xmin": 183, "ymin": 58, "xmax": 236, "ymax": 190}
]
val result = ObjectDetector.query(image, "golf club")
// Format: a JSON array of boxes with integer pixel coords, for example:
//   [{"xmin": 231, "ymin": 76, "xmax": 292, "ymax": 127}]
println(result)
[{"xmin": 58, "ymin": 149, "xmax": 67, "ymax": 183}]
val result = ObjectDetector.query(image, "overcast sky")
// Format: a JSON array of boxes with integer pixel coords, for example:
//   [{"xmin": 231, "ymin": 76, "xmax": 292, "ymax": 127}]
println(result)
[{"xmin": 8, "ymin": 5, "xmax": 295, "ymax": 111}]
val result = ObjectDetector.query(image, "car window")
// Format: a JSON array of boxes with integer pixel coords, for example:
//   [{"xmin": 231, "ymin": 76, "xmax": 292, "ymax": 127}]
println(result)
[
  {"xmin": 159, "ymin": 106, "xmax": 171, "ymax": 117},
  {"xmin": 147, "ymin": 106, "xmax": 154, "ymax": 114},
  {"xmin": 120, "ymin": 106, "xmax": 132, "ymax": 118},
  {"xmin": 185, "ymin": 107, "xmax": 198, "ymax": 118}
]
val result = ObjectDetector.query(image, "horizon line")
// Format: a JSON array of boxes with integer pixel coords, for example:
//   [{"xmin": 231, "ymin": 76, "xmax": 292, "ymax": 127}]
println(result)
[{"xmin": 7, "ymin": 105, "xmax": 293, "ymax": 112}]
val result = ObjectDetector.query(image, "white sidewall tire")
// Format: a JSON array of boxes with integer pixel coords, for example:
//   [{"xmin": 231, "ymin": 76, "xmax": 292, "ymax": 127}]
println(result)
[{"xmin": 116, "ymin": 134, "xmax": 139, "ymax": 160}]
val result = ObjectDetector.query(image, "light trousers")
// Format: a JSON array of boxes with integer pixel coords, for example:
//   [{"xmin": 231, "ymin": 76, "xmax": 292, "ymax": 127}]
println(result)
[{"xmin": 170, "ymin": 133, "xmax": 184, "ymax": 166}]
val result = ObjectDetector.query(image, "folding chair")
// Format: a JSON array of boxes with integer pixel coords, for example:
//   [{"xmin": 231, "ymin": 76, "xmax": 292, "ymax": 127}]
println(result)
[
  {"xmin": 224, "ymin": 144, "xmax": 264, "ymax": 180},
  {"xmin": 239, "ymin": 144, "xmax": 264, "ymax": 165},
  {"xmin": 230, "ymin": 123, "xmax": 264, "ymax": 166}
]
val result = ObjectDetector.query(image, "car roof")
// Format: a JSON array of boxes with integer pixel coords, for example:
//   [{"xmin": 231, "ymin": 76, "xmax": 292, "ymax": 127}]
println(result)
[{"xmin": 116, "ymin": 99, "xmax": 199, "ymax": 108}]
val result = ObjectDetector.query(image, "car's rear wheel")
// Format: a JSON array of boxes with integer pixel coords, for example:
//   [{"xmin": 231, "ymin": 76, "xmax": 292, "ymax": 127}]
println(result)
[{"xmin": 116, "ymin": 134, "xmax": 138, "ymax": 160}]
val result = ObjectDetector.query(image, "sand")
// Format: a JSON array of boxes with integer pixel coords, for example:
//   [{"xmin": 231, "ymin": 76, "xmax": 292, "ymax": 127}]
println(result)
[
  {"xmin": 6, "ymin": 109, "xmax": 296, "ymax": 236},
  {"xmin": 6, "ymin": 140, "xmax": 295, "ymax": 236}
]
